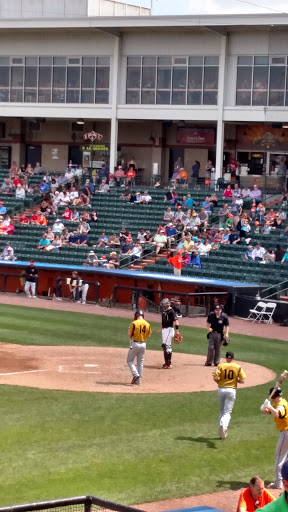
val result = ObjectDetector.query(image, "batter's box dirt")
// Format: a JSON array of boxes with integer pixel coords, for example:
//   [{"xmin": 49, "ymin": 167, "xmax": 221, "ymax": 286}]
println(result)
[{"xmin": 0, "ymin": 345, "xmax": 275, "ymax": 394}]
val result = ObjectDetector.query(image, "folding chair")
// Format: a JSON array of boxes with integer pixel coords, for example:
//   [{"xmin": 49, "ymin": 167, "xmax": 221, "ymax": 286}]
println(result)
[
  {"xmin": 261, "ymin": 302, "xmax": 276, "ymax": 324},
  {"xmin": 246, "ymin": 301, "xmax": 266, "ymax": 322}
]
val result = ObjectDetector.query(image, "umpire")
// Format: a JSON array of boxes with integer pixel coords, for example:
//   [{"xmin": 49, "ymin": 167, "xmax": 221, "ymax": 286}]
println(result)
[{"xmin": 205, "ymin": 304, "xmax": 229, "ymax": 366}]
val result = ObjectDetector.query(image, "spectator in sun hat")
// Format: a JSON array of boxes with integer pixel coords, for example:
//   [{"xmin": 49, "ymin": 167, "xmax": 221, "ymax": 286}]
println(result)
[
  {"xmin": 103, "ymin": 251, "xmax": 120, "ymax": 269},
  {"xmin": 83, "ymin": 251, "xmax": 99, "ymax": 267},
  {"xmin": 154, "ymin": 229, "xmax": 167, "ymax": 254}
]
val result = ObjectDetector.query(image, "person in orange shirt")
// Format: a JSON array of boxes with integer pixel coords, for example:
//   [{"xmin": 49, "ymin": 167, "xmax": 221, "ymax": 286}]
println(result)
[
  {"xmin": 168, "ymin": 250, "xmax": 182, "ymax": 276},
  {"xmin": 177, "ymin": 168, "xmax": 188, "ymax": 186},
  {"xmin": 37, "ymin": 212, "xmax": 47, "ymax": 226},
  {"xmin": 237, "ymin": 476, "xmax": 275, "ymax": 512}
]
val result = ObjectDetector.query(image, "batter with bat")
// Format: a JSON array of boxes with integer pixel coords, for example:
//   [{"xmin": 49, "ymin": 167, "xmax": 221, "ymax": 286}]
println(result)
[
  {"xmin": 213, "ymin": 351, "xmax": 246, "ymax": 439},
  {"xmin": 260, "ymin": 370, "xmax": 288, "ymax": 489}
]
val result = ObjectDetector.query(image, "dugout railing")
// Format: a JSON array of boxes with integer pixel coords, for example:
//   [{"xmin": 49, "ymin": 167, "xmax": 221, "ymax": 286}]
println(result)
[
  {"xmin": 0, "ymin": 495, "xmax": 145, "ymax": 512},
  {"xmin": 112, "ymin": 285, "xmax": 228, "ymax": 317}
]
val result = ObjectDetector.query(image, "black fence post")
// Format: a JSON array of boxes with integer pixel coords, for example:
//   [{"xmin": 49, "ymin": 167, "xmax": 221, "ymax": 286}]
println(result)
[{"xmin": 185, "ymin": 295, "xmax": 189, "ymax": 317}]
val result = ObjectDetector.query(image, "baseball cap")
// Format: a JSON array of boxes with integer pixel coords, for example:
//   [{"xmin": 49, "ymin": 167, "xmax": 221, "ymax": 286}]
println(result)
[
  {"xmin": 282, "ymin": 460, "xmax": 288, "ymax": 481},
  {"xmin": 214, "ymin": 305, "xmax": 222, "ymax": 310},
  {"xmin": 226, "ymin": 351, "xmax": 234, "ymax": 359},
  {"xmin": 110, "ymin": 251, "xmax": 117, "ymax": 256}
]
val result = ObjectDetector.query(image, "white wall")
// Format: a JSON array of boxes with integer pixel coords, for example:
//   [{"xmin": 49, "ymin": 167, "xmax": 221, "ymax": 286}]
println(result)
[{"xmin": 0, "ymin": 0, "xmax": 88, "ymax": 17}]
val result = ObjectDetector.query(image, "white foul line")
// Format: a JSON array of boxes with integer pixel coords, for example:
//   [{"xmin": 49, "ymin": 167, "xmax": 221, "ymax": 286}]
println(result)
[{"xmin": 0, "ymin": 369, "xmax": 50, "ymax": 376}]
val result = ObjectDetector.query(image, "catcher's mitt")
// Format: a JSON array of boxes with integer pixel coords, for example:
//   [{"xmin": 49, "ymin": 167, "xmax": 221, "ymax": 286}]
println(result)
[
  {"xmin": 222, "ymin": 334, "xmax": 230, "ymax": 346},
  {"xmin": 174, "ymin": 332, "xmax": 183, "ymax": 344}
]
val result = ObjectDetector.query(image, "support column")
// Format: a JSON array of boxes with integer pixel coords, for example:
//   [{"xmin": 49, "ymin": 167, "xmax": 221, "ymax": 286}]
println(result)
[
  {"xmin": 109, "ymin": 35, "xmax": 120, "ymax": 174},
  {"xmin": 215, "ymin": 35, "xmax": 227, "ymax": 183}
]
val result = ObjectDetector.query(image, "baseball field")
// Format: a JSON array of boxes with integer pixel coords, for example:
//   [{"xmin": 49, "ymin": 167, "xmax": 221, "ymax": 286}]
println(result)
[{"xmin": 0, "ymin": 302, "xmax": 285, "ymax": 508}]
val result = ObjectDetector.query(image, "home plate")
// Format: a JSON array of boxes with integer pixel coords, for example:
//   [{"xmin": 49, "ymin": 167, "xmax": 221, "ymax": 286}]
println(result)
[{"xmin": 84, "ymin": 364, "xmax": 99, "ymax": 367}]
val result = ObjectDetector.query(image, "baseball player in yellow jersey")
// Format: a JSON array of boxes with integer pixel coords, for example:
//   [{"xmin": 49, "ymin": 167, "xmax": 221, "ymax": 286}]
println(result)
[
  {"xmin": 127, "ymin": 310, "xmax": 152, "ymax": 385},
  {"xmin": 213, "ymin": 351, "xmax": 246, "ymax": 439},
  {"xmin": 261, "ymin": 387, "xmax": 288, "ymax": 489}
]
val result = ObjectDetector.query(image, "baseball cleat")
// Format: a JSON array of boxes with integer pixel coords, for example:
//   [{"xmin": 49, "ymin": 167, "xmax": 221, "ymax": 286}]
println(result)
[
  {"xmin": 131, "ymin": 376, "xmax": 139, "ymax": 384},
  {"xmin": 219, "ymin": 426, "xmax": 227, "ymax": 439},
  {"xmin": 160, "ymin": 364, "xmax": 169, "ymax": 369},
  {"xmin": 204, "ymin": 362, "xmax": 212, "ymax": 366}
]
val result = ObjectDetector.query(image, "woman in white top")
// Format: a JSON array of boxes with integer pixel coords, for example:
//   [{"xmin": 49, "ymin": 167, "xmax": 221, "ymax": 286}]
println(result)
[{"xmin": 15, "ymin": 184, "xmax": 26, "ymax": 199}]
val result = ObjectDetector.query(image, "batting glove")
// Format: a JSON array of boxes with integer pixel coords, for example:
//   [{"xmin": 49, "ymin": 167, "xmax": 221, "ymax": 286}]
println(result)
[{"xmin": 264, "ymin": 399, "xmax": 271, "ymax": 408}]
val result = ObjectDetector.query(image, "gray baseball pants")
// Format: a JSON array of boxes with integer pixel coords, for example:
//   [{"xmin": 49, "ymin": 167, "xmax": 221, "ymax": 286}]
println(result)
[
  {"xmin": 25, "ymin": 281, "xmax": 36, "ymax": 297},
  {"xmin": 127, "ymin": 341, "xmax": 146, "ymax": 382},
  {"xmin": 206, "ymin": 331, "xmax": 222, "ymax": 365},
  {"xmin": 275, "ymin": 431, "xmax": 288, "ymax": 488},
  {"xmin": 218, "ymin": 387, "xmax": 236, "ymax": 433}
]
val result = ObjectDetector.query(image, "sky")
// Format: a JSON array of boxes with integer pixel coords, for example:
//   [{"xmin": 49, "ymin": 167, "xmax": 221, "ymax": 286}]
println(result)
[{"xmin": 130, "ymin": 0, "xmax": 288, "ymax": 15}]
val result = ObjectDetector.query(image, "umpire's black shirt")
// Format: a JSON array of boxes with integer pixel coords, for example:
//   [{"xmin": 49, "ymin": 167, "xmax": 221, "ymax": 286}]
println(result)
[
  {"xmin": 207, "ymin": 312, "xmax": 229, "ymax": 334},
  {"xmin": 162, "ymin": 308, "xmax": 176, "ymax": 328}
]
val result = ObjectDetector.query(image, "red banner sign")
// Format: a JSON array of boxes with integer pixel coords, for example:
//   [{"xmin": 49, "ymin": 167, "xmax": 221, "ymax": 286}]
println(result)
[{"xmin": 176, "ymin": 128, "xmax": 215, "ymax": 145}]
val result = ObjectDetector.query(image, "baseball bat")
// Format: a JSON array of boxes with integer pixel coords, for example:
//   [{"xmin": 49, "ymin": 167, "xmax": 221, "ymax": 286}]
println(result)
[{"xmin": 268, "ymin": 370, "xmax": 288, "ymax": 400}]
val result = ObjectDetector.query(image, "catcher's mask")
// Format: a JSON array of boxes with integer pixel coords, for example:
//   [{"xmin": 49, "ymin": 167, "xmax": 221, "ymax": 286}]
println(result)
[
  {"xmin": 134, "ymin": 310, "xmax": 144, "ymax": 320},
  {"xmin": 161, "ymin": 298, "xmax": 171, "ymax": 310},
  {"xmin": 269, "ymin": 387, "xmax": 282, "ymax": 399}
]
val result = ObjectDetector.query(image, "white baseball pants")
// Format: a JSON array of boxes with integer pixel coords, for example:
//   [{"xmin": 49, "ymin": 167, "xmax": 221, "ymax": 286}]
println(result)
[
  {"xmin": 25, "ymin": 281, "xmax": 36, "ymax": 297},
  {"xmin": 127, "ymin": 341, "xmax": 146, "ymax": 381},
  {"xmin": 275, "ymin": 431, "xmax": 288, "ymax": 488},
  {"xmin": 218, "ymin": 387, "xmax": 236, "ymax": 433}
]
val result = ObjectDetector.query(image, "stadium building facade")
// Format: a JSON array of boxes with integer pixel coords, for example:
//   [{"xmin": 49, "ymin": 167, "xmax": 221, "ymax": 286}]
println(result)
[{"xmin": 1, "ymin": 3, "xmax": 288, "ymax": 182}]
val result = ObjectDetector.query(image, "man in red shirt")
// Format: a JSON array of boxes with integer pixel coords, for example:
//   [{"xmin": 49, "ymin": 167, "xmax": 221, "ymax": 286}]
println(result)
[
  {"xmin": 13, "ymin": 177, "xmax": 22, "ymax": 187},
  {"xmin": 237, "ymin": 476, "xmax": 275, "ymax": 512}
]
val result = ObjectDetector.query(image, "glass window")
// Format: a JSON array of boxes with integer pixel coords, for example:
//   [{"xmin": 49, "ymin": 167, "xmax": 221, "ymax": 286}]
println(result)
[
  {"xmin": 254, "ymin": 56, "xmax": 269, "ymax": 65},
  {"xmin": 141, "ymin": 90, "xmax": 155, "ymax": 104},
  {"xmin": 127, "ymin": 67, "xmax": 141, "ymax": 89},
  {"xmin": 53, "ymin": 57, "xmax": 66, "ymax": 65},
  {"xmin": 127, "ymin": 57, "xmax": 141, "ymax": 66},
  {"xmin": 189, "ymin": 57, "xmax": 203, "ymax": 66},
  {"xmin": 38, "ymin": 66, "xmax": 52, "ymax": 102},
  {"xmin": 67, "ymin": 66, "xmax": 80, "ymax": 103},
  {"xmin": 142, "ymin": 66, "xmax": 156, "ymax": 89},
  {"xmin": 52, "ymin": 66, "xmax": 66, "ymax": 103},
  {"xmin": 97, "ymin": 57, "xmax": 110, "ymax": 66},
  {"xmin": 252, "ymin": 66, "xmax": 268, "ymax": 105},
  {"xmin": 95, "ymin": 90, "xmax": 109, "ymax": 103},
  {"xmin": 96, "ymin": 67, "xmax": 110, "ymax": 89},
  {"xmin": 11, "ymin": 66, "xmax": 24, "ymax": 102},
  {"xmin": 83, "ymin": 57, "xmax": 95, "ymax": 66},
  {"xmin": 0, "ymin": 57, "xmax": 9, "ymax": 65},
  {"xmin": 24, "ymin": 66, "xmax": 37, "ymax": 102},
  {"xmin": 188, "ymin": 67, "xmax": 203, "ymax": 90},
  {"xmin": 0, "ymin": 66, "xmax": 10, "ymax": 102},
  {"xmin": 142, "ymin": 57, "xmax": 156, "ymax": 65},
  {"xmin": 156, "ymin": 90, "xmax": 170, "ymax": 104},
  {"xmin": 269, "ymin": 66, "xmax": 285, "ymax": 106},
  {"xmin": 81, "ymin": 66, "xmax": 95, "ymax": 103},
  {"xmin": 236, "ymin": 66, "xmax": 252, "ymax": 105},
  {"xmin": 126, "ymin": 90, "xmax": 140, "ymax": 104},
  {"xmin": 172, "ymin": 67, "xmax": 187, "ymax": 90},
  {"xmin": 204, "ymin": 56, "xmax": 219, "ymax": 65},
  {"xmin": 26, "ymin": 57, "xmax": 38, "ymax": 65},
  {"xmin": 40, "ymin": 57, "xmax": 52, "ymax": 65},
  {"xmin": 238, "ymin": 56, "xmax": 253, "ymax": 65},
  {"xmin": 158, "ymin": 57, "xmax": 172, "ymax": 66},
  {"xmin": 157, "ymin": 67, "xmax": 171, "ymax": 89},
  {"xmin": 187, "ymin": 91, "xmax": 201, "ymax": 105},
  {"xmin": 203, "ymin": 66, "xmax": 218, "ymax": 104},
  {"xmin": 172, "ymin": 90, "xmax": 186, "ymax": 105}
]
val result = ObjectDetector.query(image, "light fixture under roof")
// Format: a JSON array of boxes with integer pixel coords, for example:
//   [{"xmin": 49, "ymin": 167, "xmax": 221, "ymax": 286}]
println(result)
[{"xmin": 76, "ymin": 118, "xmax": 85, "ymax": 125}]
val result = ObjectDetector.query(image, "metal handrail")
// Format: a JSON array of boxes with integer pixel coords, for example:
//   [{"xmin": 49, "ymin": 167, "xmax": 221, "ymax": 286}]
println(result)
[{"xmin": 261, "ymin": 278, "xmax": 288, "ymax": 299}]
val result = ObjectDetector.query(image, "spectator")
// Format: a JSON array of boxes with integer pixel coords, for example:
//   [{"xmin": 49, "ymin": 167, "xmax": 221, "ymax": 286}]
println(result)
[
  {"xmin": 191, "ymin": 160, "xmax": 200, "ymax": 189},
  {"xmin": 59, "ymin": 190, "xmax": 70, "ymax": 207},
  {"xmin": 114, "ymin": 165, "xmax": 125, "ymax": 186},
  {"xmin": 141, "ymin": 190, "xmax": 152, "ymax": 203},
  {"xmin": 62, "ymin": 206, "xmax": 72, "ymax": 220},
  {"xmin": 237, "ymin": 476, "xmax": 275, "ymax": 512},
  {"xmin": 69, "ymin": 230, "xmax": 80, "ymax": 246},
  {"xmin": 34, "ymin": 162, "xmax": 42, "ymax": 174},
  {"xmin": 119, "ymin": 227, "xmax": 129, "ymax": 246},
  {"xmin": 202, "ymin": 196, "xmax": 212, "ymax": 213},
  {"xmin": 90, "ymin": 210, "xmax": 98, "ymax": 222},
  {"xmin": 230, "ymin": 199, "xmax": 242, "ymax": 227},
  {"xmin": 183, "ymin": 234, "xmax": 194, "ymax": 253},
  {"xmin": 37, "ymin": 233, "xmax": 51, "ymax": 250},
  {"xmin": 189, "ymin": 251, "xmax": 202, "ymax": 269},
  {"xmin": 252, "ymin": 243, "xmax": 265, "ymax": 261},
  {"xmin": 163, "ymin": 206, "xmax": 175, "ymax": 223},
  {"xmin": 70, "ymin": 208, "xmax": 79, "ymax": 223},
  {"xmin": 46, "ymin": 227, "xmax": 54, "ymax": 242},
  {"xmin": 1, "ymin": 179, "xmax": 13, "ymax": 195},
  {"xmin": 164, "ymin": 187, "xmax": 177, "ymax": 204},
  {"xmin": 223, "ymin": 184, "xmax": 233, "ymax": 199},
  {"xmin": 120, "ymin": 238, "xmax": 134, "ymax": 256},
  {"xmin": 226, "ymin": 213, "xmax": 234, "ymax": 230},
  {"xmin": 53, "ymin": 277, "xmax": 64, "ymax": 301},
  {"xmin": 69, "ymin": 186, "xmax": 79, "ymax": 202},
  {"xmin": 186, "ymin": 193, "xmax": 194, "ymax": 208},
  {"xmin": 73, "ymin": 193, "xmax": 90, "ymax": 207},
  {"xmin": 176, "ymin": 168, "xmax": 188, "ymax": 186},
  {"xmin": 218, "ymin": 204, "xmax": 229, "ymax": 229},
  {"xmin": 209, "ymin": 192, "xmax": 218, "ymax": 209},
  {"xmin": 242, "ymin": 186, "xmax": 251, "ymax": 199},
  {"xmin": 166, "ymin": 223, "xmax": 178, "ymax": 248},
  {"xmin": 198, "ymin": 239, "xmax": 212, "ymax": 255},
  {"xmin": 125, "ymin": 167, "xmax": 136, "ymax": 185},
  {"xmin": 97, "ymin": 232, "xmax": 109, "ymax": 247},
  {"xmin": 239, "ymin": 214, "xmax": 251, "ymax": 240},
  {"xmin": 275, "ymin": 244, "xmax": 285, "ymax": 262},
  {"xmin": 96, "ymin": 179, "xmax": 110, "ymax": 194},
  {"xmin": 249, "ymin": 185, "xmax": 262, "ymax": 203},
  {"xmin": 84, "ymin": 251, "xmax": 99, "ymax": 267},
  {"xmin": 52, "ymin": 219, "xmax": 65, "ymax": 236},
  {"xmin": 277, "ymin": 207, "xmax": 287, "ymax": 221},
  {"xmin": 19, "ymin": 213, "xmax": 29, "ymax": 225},
  {"xmin": 25, "ymin": 163, "xmax": 34, "ymax": 175},
  {"xmin": 245, "ymin": 245, "xmax": 254, "ymax": 260},
  {"xmin": 281, "ymin": 248, "xmax": 288, "ymax": 263},
  {"xmin": 119, "ymin": 186, "xmax": 131, "ymax": 200},
  {"xmin": 130, "ymin": 241, "xmax": 143, "ymax": 262},
  {"xmin": 9, "ymin": 161, "xmax": 19, "ymax": 176},
  {"xmin": 39, "ymin": 180, "xmax": 50, "ymax": 196},
  {"xmin": 232, "ymin": 183, "xmax": 242, "ymax": 200},
  {"xmin": 144, "ymin": 230, "xmax": 153, "ymax": 243},
  {"xmin": 169, "ymin": 250, "xmax": 182, "ymax": 276},
  {"xmin": 0, "ymin": 242, "xmax": 15, "ymax": 261},
  {"xmin": 37, "ymin": 212, "xmax": 48, "ymax": 226},
  {"xmin": 154, "ymin": 229, "xmax": 167, "ymax": 254},
  {"xmin": 0, "ymin": 201, "xmax": 7, "ymax": 215},
  {"xmin": 61, "ymin": 228, "xmax": 70, "ymax": 246},
  {"xmin": 65, "ymin": 166, "xmax": 75, "ymax": 184},
  {"xmin": 97, "ymin": 163, "xmax": 109, "ymax": 184},
  {"xmin": 174, "ymin": 206, "xmax": 185, "ymax": 223},
  {"xmin": 40, "ymin": 199, "xmax": 52, "ymax": 215},
  {"xmin": 57, "ymin": 173, "xmax": 67, "ymax": 187},
  {"xmin": 104, "ymin": 251, "xmax": 120, "ymax": 269},
  {"xmin": 107, "ymin": 233, "xmax": 120, "ymax": 248},
  {"xmin": 228, "ymin": 228, "xmax": 240, "ymax": 245},
  {"xmin": 137, "ymin": 228, "xmax": 147, "ymax": 244},
  {"xmin": 262, "ymin": 222, "xmax": 272, "ymax": 235},
  {"xmin": 199, "ymin": 208, "xmax": 209, "ymax": 231},
  {"xmin": 277, "ymin": 156, "xmax": 287, "ymax": 192},
  {"xmin": 15, "ymin": 183, "xmax": 25, "ymax": 199}
]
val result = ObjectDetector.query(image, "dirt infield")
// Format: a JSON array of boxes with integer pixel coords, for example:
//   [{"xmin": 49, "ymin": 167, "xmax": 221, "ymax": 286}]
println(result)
[{"xmin": 0, "ymin": 344, "xmax": 275, "ymax": 393}]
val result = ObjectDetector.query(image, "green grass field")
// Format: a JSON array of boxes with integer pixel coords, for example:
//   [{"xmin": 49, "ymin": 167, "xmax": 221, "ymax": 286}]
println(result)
[{"xmin": 0, "ymin": 304, "xmax": 285, "ymax": 507}]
